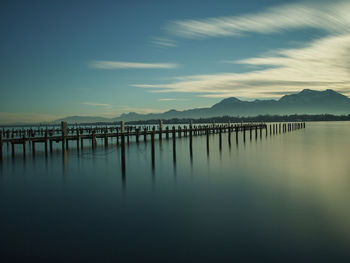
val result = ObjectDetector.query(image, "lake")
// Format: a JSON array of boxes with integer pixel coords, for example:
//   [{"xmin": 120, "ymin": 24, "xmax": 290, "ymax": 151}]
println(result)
[{"xmin": 1, "ymin": 122, "xmax": 350, "ymax": 262}]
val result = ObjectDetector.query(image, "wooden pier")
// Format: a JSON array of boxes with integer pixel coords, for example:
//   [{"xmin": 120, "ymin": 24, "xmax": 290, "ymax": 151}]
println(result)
[{"xmin": 0, "ymin": 121, "xmax": 306, "ymax": 161}]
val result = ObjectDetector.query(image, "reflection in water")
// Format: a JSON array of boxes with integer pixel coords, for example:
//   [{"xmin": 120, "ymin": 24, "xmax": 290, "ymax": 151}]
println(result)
[
  {"xmin": 62, "ymin": 149, "xmax": 68, "ymax": 176},
  {"xmin": 2, "ymin": 123, "xmax": 350, "ymax": 262}
]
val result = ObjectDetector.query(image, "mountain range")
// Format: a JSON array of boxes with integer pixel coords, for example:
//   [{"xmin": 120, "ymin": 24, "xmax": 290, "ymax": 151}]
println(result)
[{"xmin": 55, "ymin": 89, "xmax": 350, "ymax": 123}]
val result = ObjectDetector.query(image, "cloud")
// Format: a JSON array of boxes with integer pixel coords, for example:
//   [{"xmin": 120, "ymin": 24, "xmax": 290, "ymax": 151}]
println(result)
[
  {"xmin": 166, "ymin": 1, "xmax": 350, "ymax": 39},
  {"xmin": 151, "ymin": 37, "xmax": 177, "ymax": 47},
  {"xmin": 158, "ymin": 98, "xmax": 177, "ymax": 101},
  {"xmin": 81, "ymin": 102, "xmax": 112, "ymax": 108},
  {"xmin": 131, "ymin": 34, "xmax": 350, "ymax": 98},
  {"xmin": 158, "ymin": 98, "xmax": 189, "ymax": 101},
  {"xmin": 90, "ymin": 60, "xmax": 178, "ymax": 69}
]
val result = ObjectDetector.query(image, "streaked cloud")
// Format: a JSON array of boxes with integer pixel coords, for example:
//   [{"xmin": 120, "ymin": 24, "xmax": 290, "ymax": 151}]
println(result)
[
  {"xmin": 132, "ymin": 34, "xmax": 350, "ymax": 98},
  {"xmin": 81, "ymin": 102, "xmax": 112, "ymax": 108},
  {"xmin": 151, "ymin": 37, "xmax": 177, "ymax": 47},
  {"xmin": 158, "ymin": 98, "xmax": 189, "ymax": 101},
  {"xmin": 166, "ymin": 1, "xmax": 350, "ymax": 39},
  {"xmin": 90, "ymin": 60, "xmax": 178, "ymax": 69}
]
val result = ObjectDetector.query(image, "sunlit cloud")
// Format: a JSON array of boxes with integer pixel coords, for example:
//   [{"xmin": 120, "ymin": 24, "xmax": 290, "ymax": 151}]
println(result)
[
  {"xmin": 81, "ymin": 102, "xmax": 112, "ymax": 108},
  {"xmin": 90, "ymin": 60, "xmax": 178, "ymax": 69},
  {"xmin": 166, "ymin": 1, "xmax": 350, "ymax": 39},
  {"xmin": 158, "ymin": 98, "xmax": 189, "ymax": 101},
  {"xmin": 131, "ymin": 34, "xmax": 350, "ymax": 99},
  {"xmin": 151, "ymin": 37, "xmax": 177, "ymax": 47}
]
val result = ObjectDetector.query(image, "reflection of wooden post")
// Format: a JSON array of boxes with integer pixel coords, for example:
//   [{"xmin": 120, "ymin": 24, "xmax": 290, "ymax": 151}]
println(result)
[
  {"xmin": 104, "ymin": 128, "xmax": 108, "ymax": 147},
  {"xmin": 143, "ymin": 128, "xmax": 147, "ymax": 142},
  {"xmin": 76, "ymin": 129, "xmax": 80, "ymax": 149},
  {"xmin": 172, "ymin": 126, "xmax": 176, "ymax": 163},
  {"xmin": 22, "ymin": 135, "xmax": 26, "ymax": 157},
  {"xmin": 151, "ymin": 130, "xmax": 155, "ymax": 168},
  {"xmin": 206, "ymin": 126, "xmax": 210, "ymax": 153},
  {"xmin": 11, "ymin": 142, "xmax": 15, "ymax": 157},
  {"xmin": 136, "ymin": 128, "xmax": 139, "ymax": 143},
  {"xmin": 44, "ymin": 130, "xmax": 48, "ymax": 155},
  {"xmin": 121, "ymin": 121, "xmax": 126, "ymax": 173},
  {"xmin": 92, "ymin": 130, "xmax": 97, "ymax": 148},
  {"xmin": 243, "ymin": 126, "xmax": 246, "ymax": 142},
  {"xmin": 166, "ymin": 127, "xmax": 169, "ymax": 139},
  {"xmin": 159, "ymin": 120, "xmax": 163, "ymax": 141},
  {"xmin": 61, "ymin": 121, "xmax": 67, "ymax": 151},
  {"xmin": 0, "ymin": 132, "xmax": 2, "ymax": 160}
]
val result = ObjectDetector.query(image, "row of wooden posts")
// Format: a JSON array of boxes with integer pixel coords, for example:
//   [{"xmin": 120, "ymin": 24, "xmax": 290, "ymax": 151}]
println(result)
[{"xmin": 0, "ymin": 121, "xmax": 305, "ymax": 160}]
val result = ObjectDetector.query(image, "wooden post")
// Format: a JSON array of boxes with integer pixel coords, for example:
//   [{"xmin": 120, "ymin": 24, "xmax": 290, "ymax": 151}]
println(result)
[
  {"xmin": 219, "ymin": 126, "xmax": 222, "ymax": 150},
  {"xmin": 172, "ymin": 126, "xmax": 176, "ymax": 162},
  {"xmin": 121, "ymin": 121, "xmax": 126, "ymax": 173},
  {"xmin": 235, "ymin": 126, "xmax": 239, "ymax": 144},
  {"xmin": 32, "ymin": 141, "xmax": 35, "ymax": 154},
  {"xmin": 228, "ymin": 124, "xmax": 231, "ymax": 146},
  {"xmin": 151, "ymin": 130, "xmax": 155, "ymax": 168},
  {"xmin": 249, "ymin": 126, "xmax": 252, "ymax": 141}
]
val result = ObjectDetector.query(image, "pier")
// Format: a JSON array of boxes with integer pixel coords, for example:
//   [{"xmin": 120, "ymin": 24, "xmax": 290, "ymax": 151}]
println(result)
[{"xmin": 0, "ymin": 121, "xmax": 305, "ymax": 162}]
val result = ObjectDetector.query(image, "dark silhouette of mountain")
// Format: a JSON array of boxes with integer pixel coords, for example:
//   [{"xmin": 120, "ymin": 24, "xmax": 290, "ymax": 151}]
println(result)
[{"xmin": 54, "ymin": 89, "xmax": 350, "ymax": 123}]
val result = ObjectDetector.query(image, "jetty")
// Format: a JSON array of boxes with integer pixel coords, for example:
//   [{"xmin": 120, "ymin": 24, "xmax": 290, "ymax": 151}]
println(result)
[{"xmin": 0, "ymin": 121, "xmax": 305, "ymax": 162}]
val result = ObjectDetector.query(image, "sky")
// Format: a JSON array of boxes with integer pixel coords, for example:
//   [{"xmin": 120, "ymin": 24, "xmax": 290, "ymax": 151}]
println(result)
[{"xmin": 1, "ymin": 0, "xmax": 350, "ymax": 124}]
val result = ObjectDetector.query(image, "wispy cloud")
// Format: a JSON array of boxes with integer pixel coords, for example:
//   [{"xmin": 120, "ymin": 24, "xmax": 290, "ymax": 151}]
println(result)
[
  {"xmin": 129, "ymin": 0, "xmax": 350, "ymax": 99},
  {"xmin": 158, "ymin": 98, "xmax": 189, "ymax": 101},
  {"xmin": 166, "ymin": 1, "xmax": 350, "ymax": 39},
  {"xmin": 132, "ymin": 34, "xmax": 350, "ymax": 98},
  {"xmin": 81, "ymin": 102, "xmax": 112, "ymax": 108},
  {"xmin": 151, "ymin": 37, "xmax": 177, "ymax": 47},
  {"xmin": 90, "ymin": 60, "xmax": 178, "ymax": 69}
]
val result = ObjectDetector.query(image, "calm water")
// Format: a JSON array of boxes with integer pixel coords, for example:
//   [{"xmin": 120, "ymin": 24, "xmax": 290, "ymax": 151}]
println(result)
[{"xmin": 1, "ymin": 122, "xmax": 350, "ymax": 262}]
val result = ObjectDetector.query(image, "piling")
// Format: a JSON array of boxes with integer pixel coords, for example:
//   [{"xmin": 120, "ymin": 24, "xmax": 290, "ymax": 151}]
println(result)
[
  {"xmin": 121, "ymin": 121, "xmax": 126, "ymax": 173},
  {"xmin": 172, "ymin": 126, "xmax": 176, "ymax": 162},
  {"xmin": 151, "ymin": 130, "xmax": 155, "ymax": 168}
]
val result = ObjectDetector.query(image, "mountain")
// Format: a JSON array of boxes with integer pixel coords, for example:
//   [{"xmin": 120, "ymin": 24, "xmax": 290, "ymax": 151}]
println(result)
[{"xmin": 54, "ymin": 89, "xmax": 350, "ymax": 123}]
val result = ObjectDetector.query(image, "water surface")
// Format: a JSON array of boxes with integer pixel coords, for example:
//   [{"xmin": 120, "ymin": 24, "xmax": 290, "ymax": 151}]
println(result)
[{"xmin": 1, "ymin": 122, "xmax": 350, "ymax": 262}]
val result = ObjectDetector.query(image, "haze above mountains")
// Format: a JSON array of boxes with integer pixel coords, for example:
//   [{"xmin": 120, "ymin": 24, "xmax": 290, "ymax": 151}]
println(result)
[{"xmin": 55, "ymin": 89, "xmax": 350, "ymax": 124}]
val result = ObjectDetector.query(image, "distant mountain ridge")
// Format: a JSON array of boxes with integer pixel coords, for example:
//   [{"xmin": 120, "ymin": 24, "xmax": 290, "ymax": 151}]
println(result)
[{"xmin": 54, "ymin": 89, "xmax": 350, "ymax": 123}]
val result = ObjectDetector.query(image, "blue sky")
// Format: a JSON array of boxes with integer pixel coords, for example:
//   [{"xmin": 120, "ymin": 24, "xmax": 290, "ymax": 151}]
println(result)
[{"xmin": 1, "ymin": 0, "xmax": 350, "ymax": 123}]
